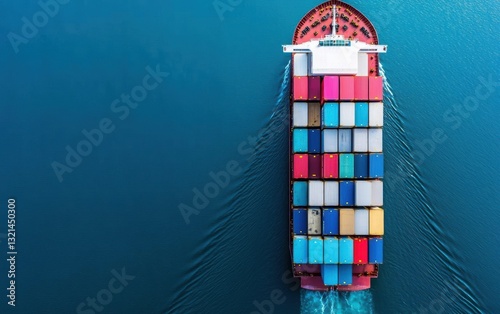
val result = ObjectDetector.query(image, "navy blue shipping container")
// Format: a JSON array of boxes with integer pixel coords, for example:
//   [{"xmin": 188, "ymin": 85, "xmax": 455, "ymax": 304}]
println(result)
[
  {"xmin": 308, "ymin": 129, "xmax": 321, "ymax": 153},
  {"xmin": 369, "ymin": 153, "xmax": 384, "ymax": 178},
  {"xmin": 339, "ymin": 181, "xmax": 354, "ymax": 206},
  {"xmin": 355, "ymin": 102, "xmax": 369, "ymax": 127},
  {"xmin": 338, "ymin": 264, "xmax": 353, "ymax": 285},
  {"xmin": 293, "ymin": 209, "xmax": 307, "ymax": 235},
  {"xmin": 323, "ymin": 208, "xmax": 339, "ymax": 235},
  {"xmin": 354, "ymin": 154, "xmax": 368, "ymax": 178},
  {"xmin": 369, "ymin": 237, "xmax": 383, "ymax": 263}
]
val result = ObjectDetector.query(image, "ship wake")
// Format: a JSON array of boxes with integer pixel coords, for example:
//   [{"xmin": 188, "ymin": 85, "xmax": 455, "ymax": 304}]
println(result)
[{"xmin": 301, "ymin": 290, "xmax": 374, "ymax": 314}]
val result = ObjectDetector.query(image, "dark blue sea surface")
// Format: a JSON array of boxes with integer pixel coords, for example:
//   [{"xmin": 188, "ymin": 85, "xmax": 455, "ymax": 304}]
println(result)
[{"xmin": 0, "ymin": 0, "xmax": 499, "ymax": 313}]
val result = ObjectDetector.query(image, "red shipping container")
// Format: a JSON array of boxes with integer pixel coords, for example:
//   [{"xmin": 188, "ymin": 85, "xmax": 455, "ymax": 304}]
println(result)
[
  {"xmin": 293, "ymin": 154, "xmax": 308, "ymax": 179},
  {"xmin": 323, "ymin": 154, "xmax": 338, "ymax": 178},
  {"xmin": 354, "ymin": 76, "xmax": 369, "ymax": 101},
  {"xmin": 322, "ymin": 76, "xmax": 339, "ymax": 101},
  {"xmin": 369, "ymin": 76, "xmax": 383, "ymax": 100},
  {"xmin": 308, "ymin": 76, "xmax": 321, "ymax": 101},
  {"xmin": 294, "ymin": 76, "xmax": 308, "ymax": 100},
  {"xmin": 354, "ymin": 238, "xmax": 368, "ymax": 264},
  {"xmin": 340, "ymin": 76, "xmax": 355, "ymax": 100},
  {"xmin": 309, "ymin": 154, "xmax": 321, "ymax": 179}
]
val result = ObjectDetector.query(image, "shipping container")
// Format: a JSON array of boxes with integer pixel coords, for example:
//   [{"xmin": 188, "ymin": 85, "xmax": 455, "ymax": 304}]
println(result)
[
  {"xmin": 308, "ymin": 76, "xmax": 321, "ymax": 101},
  {"xmin": 354, "ymin": 154, "xmax": 368, "ymax": 178},
  {"xmin": 308, "ymin": 208, "xmax": 322, "ymax": 235},
  {"xmin": 308, "ymin": 236, "xmax": 324, "ymax": 264},
  {"xmin": 293, "ymin": 209, "xmax": 307, "ymax": 235},
  {"xmin": 324, "ymin": 181, "xmax": 339, "ymax": 206},
  {"xmin": 353, "ymin": 129, "xmax": 368, "ymax": 152},
  {"xmin": 371, "ymin": 181, "xmax": 383, "ymax": 206},
  {"xmin": 369, "ymin": 102, "xmax": 383, "ymax": 127},
  {"xmin": 308, "ymin": 102, "xmax": 321, "ymax": 127},
  {"xmin": 355, "ymin": 102, "xmax": 369, "ymax": 127},
  {"xmin": 339, "ymin": 181, "xmax": 354, "ymax": 206},
  {"xmin": 322, "ymin": 102, "xmax": 339, "ymax": 128},
  {"xmin": 339, "ymin": 209, "xmax": 355, "ymax": 235},
  {"xmin": 308, "ymin": 129, "xmax": 321, "ymax": 153},
  {"xmin": 293, "ymin": 76, "xmax": 308, "ymax": 100},
  {"xmin": 338, "ymin": 129, "xmax": 352, "ymax": 152},
  {"xmin": 368, "ymin": 128, "xmax": 383, "ymax": 152},
  {"xmin": 369, "ymin": 208, "xmax": 384, "ymax": 235},
  {"xmin": 322, "ymin": 76, "xmax": 339, "ymax": 101},
  {"xmin": 322, "ymin": 129, "xmax": 338, "ymax": 153},
  {"xmin": 368, "ymin": 237, "xmax": 383, "ymax": 264},
  {"xmin": 323, "ymin": 208, "xmax": 339, "ymax": 235},
  {"xmin": 369, "ymin": 76, "xmax": 383, "ymax": 101},
  {"xmin": 293, "ymin": 102, "xmax": 308, "ymax": 127},
  {"xmin": 369, "ymin": 153, "xmax": 384, "ymax": 178},
  {"xmin": 338, "ymin": 264, "xmax": 353, "ymax": 285},
  {"xmin": 309, "ymin": 154, "xmax": 321, "ymax": 179},
  {"xmin": 339, "ymin": 154, "xmax": 354, "ymax": 178},
  {"xmin": 357, "ymin": 53, "xmax": 369, "ymax": 76},
  {"xmin": 293, "ymin": 181, "xmax": 307, "ymax": 206},
  {"xmin": 321, "ymin": 264, "xmax": 339, "ymax": 285},
  {"xmin": 323, "ymin": 237, "xmax": 339, "ymax": 264},
  {"xmin": 354, "ymin": 209, "xmax": 369, "ymax": 235},
  {"xmin": 339, "ymin": 102, "xmax": 355, "ymax": 127},
  {"xmin": 355, "ymin": 181, "xmax": 372, "ymax": 206},
  {"xmin": 293, "ymin": 128, "xmax": 308, "ymax": 153},
  {"xmin": 354, "ymin": 76, "xmax": 369, "ymax": 100},
  {"xmin": 340, "ymin": 76, "xmax": 355, "ymax": 100},
  {"xmin": 293, "ymin": 236, "xmax": 308, "ymax": 263},
  {"xmin": 353, "ymin": 238, "xmax": 368, "ymax": 264},
  {"xmin": 308, "ymin": 181, "xmax": 324, "ymax": 206},
  {"xmin": 293, "ymin": 154, "xmax": 308, "ymax": 179},
  {"xmin": 293, "ymin": 53, "xmax": 308, "ymax": 76},
  {"xmin": 323, "ymin": 154, "xmax": 339, "ymax": 178},
  {"xmin": 339, "ymin": 237, "xmax": 354, "ymax": 264}
]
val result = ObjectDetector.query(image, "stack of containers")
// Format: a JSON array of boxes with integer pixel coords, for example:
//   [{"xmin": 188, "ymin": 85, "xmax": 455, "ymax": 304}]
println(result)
[{"xmin": 291, "ymin": 53, "xmax": 384, "ymax": 286}]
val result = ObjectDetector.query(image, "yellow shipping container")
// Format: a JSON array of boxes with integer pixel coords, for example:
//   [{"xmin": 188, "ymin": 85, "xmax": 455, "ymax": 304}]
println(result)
[
  {"xmin": 369, "ymin": 207, "xmax": 384, "ymax": 235},
  {"xmin": 339, "ymin": 208, "xmax": 355, "ymax": 235}
]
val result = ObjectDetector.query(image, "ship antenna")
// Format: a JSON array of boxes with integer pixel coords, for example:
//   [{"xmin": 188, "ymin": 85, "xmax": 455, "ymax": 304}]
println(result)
[{"xmin": 332, "ymin": 3, "xmax": 336, "ymax": 36}]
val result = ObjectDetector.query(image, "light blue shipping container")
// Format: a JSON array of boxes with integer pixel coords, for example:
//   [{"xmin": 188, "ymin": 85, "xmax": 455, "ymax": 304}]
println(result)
[
  {"xmin": 339, "ymin": 237, "xmax": 354, "ymax": 264},
  {"xmin": 293, "ymin": 181, "xmax": 308, "ymax": 206},
  {"xmin": 323, "ymin": 237, "xmax": 339, "ymax": 264},
  {"xmin": 322, "ymin": 129, "xmax": 338, "ymax": 153},
  {"xmin": 355, "ymin": 102, "xmax": 369, "ymax": 127},
  {"xmin": 293, "ymin": 128, "xmax": 308, "ymax": 153},
  {"xmin": 321, "ymin": 264, "xmax": 339, "ymax": 285},
  {"xmin": 322, "ymin": 102, "xmax": 339, "ymax": 127},
  {"xmin": 308, "ymin": 237, "xmax": 324, "ymax": 264},
  {"xmin": 338, "ymin": 129, "xmax": 352, "ymax": 152},
  {"xmin": 293, "ymin": 236, "xmax": 308, "ymax": 263}
]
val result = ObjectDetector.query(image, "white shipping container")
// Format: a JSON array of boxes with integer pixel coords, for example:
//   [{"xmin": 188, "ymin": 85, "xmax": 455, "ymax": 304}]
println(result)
[
  {"xmin": 293, "ymin": 102, "xmax": 308, "ymax": 127},
  {"xmin": 338, "ymin": 129, "xmax": 352, "ymax": 152},
  {"xmin": 369, "ymin": 102, "xmax": 384, "ymax": 127},
  {"xmin": 339, "ymin": 102, "xmax": 355, "ymax": 127},
  {"xmin": 357, "ymin": 53, "xmax": 369, "ymax": 76},
  {"xmin": 353, "ymin": 129, "xmax": 368, "ymax": 152},
  {"xmin": 308, "ymin": 208, "xmax": 322, "ymax": 235},
  {"xmin": 293, "ymin": 53, "xmax": 308, "ymax": 76},
  {"xmin": 368, "ymin": 128, "xmax": 383, "ymax": 152},
  {"xmin": 308, "ymin": 181, "xmax": 324, "ymax": 206},
  {"xmin": 371, "ymin": 181, "xmax": 383, "ymax": 206},
  {"xmin": 324, "ymin": 181, "xmax": 339, "ymax": 206},
  {"xmin": 322, "ymin": 129, "xmax": 338, "ymax": 153},
  {"xmin": 354, "ymin": 209, "xmax": 369, "ymax": 235},
  {"xmin": 355, "ymin": 181, "xmax": 372, "ymax": 206}
]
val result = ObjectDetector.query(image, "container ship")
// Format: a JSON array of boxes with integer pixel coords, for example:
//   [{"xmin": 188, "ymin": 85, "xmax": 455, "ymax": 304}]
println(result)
[{"xmin": 283, "ymin": 0, "xmax": 387, "ymax": 291}]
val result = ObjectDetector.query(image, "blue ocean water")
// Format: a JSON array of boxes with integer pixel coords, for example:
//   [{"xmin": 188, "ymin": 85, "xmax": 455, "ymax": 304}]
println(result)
[{"xmin": 0, "ymin": 0, "xmax": 499, "ymax": 313}]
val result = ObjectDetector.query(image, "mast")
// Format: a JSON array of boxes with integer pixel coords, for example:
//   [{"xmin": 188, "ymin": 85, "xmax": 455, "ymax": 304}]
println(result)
[{"xmin": 332, "ymin": 2, "xmax": 336, "ymax": 36}]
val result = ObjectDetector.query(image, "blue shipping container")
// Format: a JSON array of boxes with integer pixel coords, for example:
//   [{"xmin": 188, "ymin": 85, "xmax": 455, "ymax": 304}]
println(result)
[
  {"xmin": 308, "ymin": 237, "xmax": 324, "ymax": 264},
  {"xmin": 308, "ymin": 129, "xmax": 321, "ymax": 153},
  {"xmin": 338, "ymin": 264, "xmax": 353, "ymax": 285},
  {"xmin": 339, "ymin": 154, "xmax": 354, "ymax": 178},
  {"xmin": 355, "ymin": 102, "xmax": 369, "ymax": 127},
  {"xmin": 293, "ymin": 236, "xmax": 308, "ymax": 263},
  {"xmin": 339, "ymin": 181, "xmax": 354, "ymax": 206},
  {"xmin": 339, "ymin": 237, "xmax": 354, "ymax": 264},
  {"xmin": 369, "ymin": 237, "xmax": 383, "ymax": 264},
  {"xmin": 323, "ymin": 208, "xmax": 339, "ymax": 235},
  {"xmin": 354, "ymin": 154, "xmax": 369, "ymax": 178},
  {"xmin": 293, "ymin": 209, "xmax": 307, "ymax": 235},
  {"xmin": 324, "ymin": 237, "xmax": 339, "ymax": 264},
  {"xmin": 293, "ymin": 128, "xmax": 308, "ymax": 153},
  {"xmin": 369, "ymin": 153, "xmax": 384, "ymax": 178},
  {"xmin": 293, "ymin": 182, "xmax": 308, "ymax": 206},
  {"xmin": 322, "ymin": 102, "xmax": 339, "ymax": 127},
  {"xmin": 338, "ymin": 129, "xmax": 352, "ymax": 152},
  {"xmin": 321, "ymin": 264, "xmax": 339, "ymax": 285}
]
